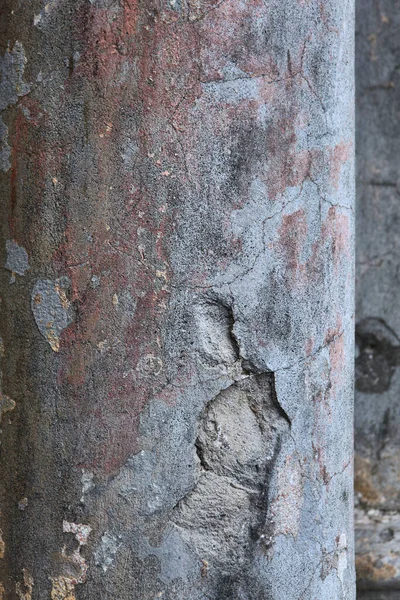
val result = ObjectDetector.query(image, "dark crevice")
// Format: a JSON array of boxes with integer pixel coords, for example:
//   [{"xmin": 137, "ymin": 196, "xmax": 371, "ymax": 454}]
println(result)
[
  {"xmin": 208, "ymin": 295, "xmax": 242, "ymax": 362},
  {"xmin": 270, "ymin": 372, "xmax": 292, "ymax": 429},
  {"xmin": 249, "ymin": 435, "xmax": 282, "ymax": 551},
  {"xmin": 195, "ymin": 437, "xmax": 210, "ymax": 471}
]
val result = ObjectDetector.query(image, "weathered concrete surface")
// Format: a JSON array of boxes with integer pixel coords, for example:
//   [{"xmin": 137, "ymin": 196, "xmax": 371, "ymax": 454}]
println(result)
[
  {"xmin": 0, "ymin": 0, "xmax": 355, "ymax": 598},
  {"xmin": 355, "ymin": 0, "xmax": 400, "ymax": 595}
]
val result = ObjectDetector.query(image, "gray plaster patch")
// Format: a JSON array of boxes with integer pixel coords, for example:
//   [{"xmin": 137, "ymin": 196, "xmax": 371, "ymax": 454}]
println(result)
[
  {"xmin": 135, "ymin": 526, "xmax": 200, "ymax": 585},
  {"xmin": 94, "ymin": 532, "xmax": 122, "ymax": 573},
  {"xmin": 0, "ymin": 41, "xmax": 30, "ymax": 173},
  {"xmin": 0, "ymin": 120, "xmax": 10, "ymax": 172},
  {"xmin": 31, "ymin": 277, "xmax": 74, "ymax": 352},
  {"xmin": 0, "ymin": 41, "xmax": 30, "ymax": 112},
  {"xmin": 33, "ymin": 0, "xmax": 58, "ymax": 27},
  {"xmin": 5, "ymin": 240, "xmax": 30, "ymax": 279}
]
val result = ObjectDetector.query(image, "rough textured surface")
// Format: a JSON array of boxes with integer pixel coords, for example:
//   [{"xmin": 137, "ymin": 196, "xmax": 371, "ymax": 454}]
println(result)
[
  {"xmin": 355, "ymin": 0, "xmax": 400, "ymax": 595},
  {"xmin": 0, "ymin": 0, "xmax": 354, "ymax": 598}
]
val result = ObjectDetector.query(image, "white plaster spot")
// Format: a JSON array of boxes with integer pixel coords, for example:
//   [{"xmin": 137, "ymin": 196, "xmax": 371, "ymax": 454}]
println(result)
[
  {"xmin": 50, "ymin": 521, "xmax": 92, "ymax": 599},
  {"xmin": 18, "ymin": 498, "xmax": 28, "ymax": 511},
  {"xmin": 80, "ymin": 470, "xmax": 94, "ymax": 503},
  {"xmin": 337, "ymin": 532, "xmax": 348, "ymax": 584},
  {"xmin": 63, "ymin": 521, "xmax": 92, "ymax": 546}
]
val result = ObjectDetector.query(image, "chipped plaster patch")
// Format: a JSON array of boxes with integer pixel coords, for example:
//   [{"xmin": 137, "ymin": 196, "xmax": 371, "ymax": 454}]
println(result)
[
  {"xmin": 80, "ymin": 470, "xmax": 94, "ymax": 503},
  {"xmin": 63, "ymin": 521, "xmax": 92, "ymax": 546},
  {"xmin": 50, "ymin": 522, "xmax": 92, "ymax": 600},
  {"xmin": 94, "ymin": 532, "xmax": 122, "ymax": 572},
  {"xmin": 5, "ymin": 240, "xmax": 30, "ymax": 281},
  {"xmin": 31, "ymin": 278, "xmax": 73, "ymax": 352},
  {"xmin": 0, "ymin": 394, "xmax": 16, "ymax": 424},
  {"xmin": 16, "ymin": 569, "xmax": 34, "ymax": 600}
]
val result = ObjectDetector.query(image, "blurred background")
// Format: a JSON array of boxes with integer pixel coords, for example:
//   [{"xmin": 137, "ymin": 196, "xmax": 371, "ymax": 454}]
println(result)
[{"xmin": 355, "ymin": 0, "xmax": 400, "ymax": 597}]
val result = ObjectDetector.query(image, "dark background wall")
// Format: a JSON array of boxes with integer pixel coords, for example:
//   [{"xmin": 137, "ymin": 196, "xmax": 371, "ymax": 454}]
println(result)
[{"xmin": 355, "ymin": 0, "xmax": 400, "ymax": 595}]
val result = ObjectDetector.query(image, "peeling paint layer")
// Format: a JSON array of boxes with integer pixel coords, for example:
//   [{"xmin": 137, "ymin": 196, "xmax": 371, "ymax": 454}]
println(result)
[{"xmin": 31, "ymin": 278, "xmax": 73, "ymax": 352}]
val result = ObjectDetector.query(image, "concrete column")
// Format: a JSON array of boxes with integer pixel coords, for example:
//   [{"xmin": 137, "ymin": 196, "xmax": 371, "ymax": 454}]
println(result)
[{"xmin": 0, "ymin": 1, "xmax": 355, "ymax": 598}]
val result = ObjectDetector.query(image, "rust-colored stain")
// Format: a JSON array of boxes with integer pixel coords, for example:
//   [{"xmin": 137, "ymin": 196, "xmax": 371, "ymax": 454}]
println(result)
[
  {"xmin": 50, "ymin": 577, "xmax": 76, "ymax": 600},
  {"xmin": 16, "ymin": 569, "xmax": 34, "ymax": 600},
  {"xmin": 0, "ymin": 530, "xmax": 4, "ymax": 559},
  {"xmin": 46, "ymin": 327, "xmax": 61, "ymax": 353}
]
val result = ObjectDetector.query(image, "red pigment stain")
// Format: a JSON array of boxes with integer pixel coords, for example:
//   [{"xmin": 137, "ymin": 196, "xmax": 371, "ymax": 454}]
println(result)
[
  {"xmin": 277, "ymin": 205, "xmax": 350, "ymax": 289},
  {"xmin": 9, "ymin": 97, "xmax": 63, "ymax": 247},
  {"xmin": 50, "ymin": 2, "xmax": 209, "ymax": 474},
  {"xmin": 329, "ymin": 141, "xmax": 351, "ymax": 189},
  {"xmin": 321, "ymin": 206, "xmax": 351, "ymax": 274},
  {"xmin": 305, "ymin": 337, "xmax": 314, "ymax": 356},
  {"xmin": 325, "ymin": 314, "xmax": 346, "ymax": 395},
  {"xmin": 320, "ymin": 3, "xmax": 340, "ymax": 35},
  {"xmin": 312, "ymin": 441, "xmax": 330, "ymax": 486},
  {"xmin": 277, "ymin": 209, "xmax": 308, "ymax": 276}
]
